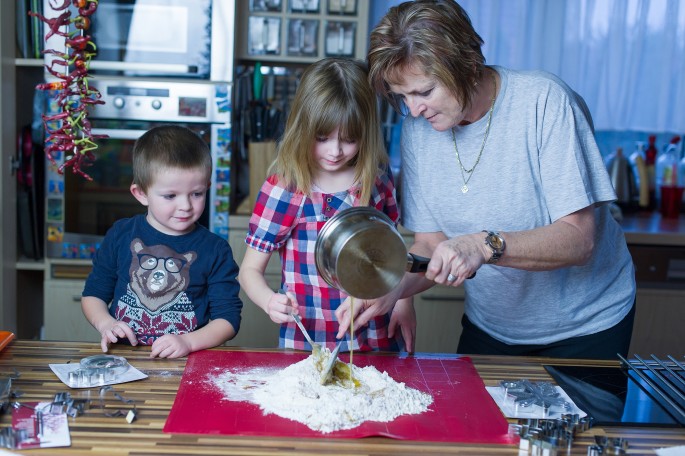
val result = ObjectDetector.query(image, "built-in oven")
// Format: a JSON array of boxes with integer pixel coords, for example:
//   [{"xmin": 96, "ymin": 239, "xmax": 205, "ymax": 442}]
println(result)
[
  {"xmin": 42, "ymin": 0, "xmax": 234, "ymax": 81},
  {"xmin": 43, "ymin": 78, "xmax": 232, "ymax": 259}
]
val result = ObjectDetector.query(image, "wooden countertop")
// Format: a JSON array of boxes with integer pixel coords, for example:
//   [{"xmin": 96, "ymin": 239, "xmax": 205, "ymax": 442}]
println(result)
[
  {"xmin": 619, "ymin": 211, "xmax": 685, "ymax": 246},
  {"xmin": 1, "ymin": 341, "xmax": 683, "ymax": 455},
  {"xmin": 233, "ymin": 211, "xmax": 685, "ymax": 245}
]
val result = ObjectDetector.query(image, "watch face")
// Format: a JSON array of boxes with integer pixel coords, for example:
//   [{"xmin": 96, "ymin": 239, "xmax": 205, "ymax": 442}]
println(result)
[{"xmin": 488, "ymin": 234, "xmax": 503, "ymax": 250}]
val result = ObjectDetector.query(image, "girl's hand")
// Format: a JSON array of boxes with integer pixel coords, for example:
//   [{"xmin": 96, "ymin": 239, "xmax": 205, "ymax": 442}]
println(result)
[
  {"xmin": 265, "ymin": 291, "xmax": 298, "ymax": 324},
  {"xmin": 150, "ymin": 334, "xmax": 191, "ymax": 359},
  {"xmin": 335, "ymin": 288, "xmax": 400, "ymax": 339},
  {"xmin": 100, "ymin": 320, "xmax": 137, "ymax": 353}
]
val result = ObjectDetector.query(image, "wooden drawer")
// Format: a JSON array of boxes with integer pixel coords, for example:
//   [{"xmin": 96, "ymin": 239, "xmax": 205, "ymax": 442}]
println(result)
[
  {"xmin": 630, "ymin": 288, "xmax": 685, "ymax": 357},
  {"xmin": 627, "ymin": 244, "xmax": 685, "ymax": 287}
]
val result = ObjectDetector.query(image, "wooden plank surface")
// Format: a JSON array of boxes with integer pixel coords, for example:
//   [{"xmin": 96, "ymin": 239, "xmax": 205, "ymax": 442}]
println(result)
[{"xmin": 0, "ymin": 341, "xmax": 683, "ymax": 455}]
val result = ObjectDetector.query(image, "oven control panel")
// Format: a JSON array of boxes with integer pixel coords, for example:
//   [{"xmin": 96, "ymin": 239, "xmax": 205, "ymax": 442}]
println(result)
[{"xmin": 88, "ymin": 79, "xmax": 227, "ymax": 124}]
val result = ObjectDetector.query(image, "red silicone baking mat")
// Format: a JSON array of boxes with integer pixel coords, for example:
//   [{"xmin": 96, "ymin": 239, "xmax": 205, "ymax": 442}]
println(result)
[{"xmin": 164, "ymin": 350, "xmax": 513, "ymax": 443}]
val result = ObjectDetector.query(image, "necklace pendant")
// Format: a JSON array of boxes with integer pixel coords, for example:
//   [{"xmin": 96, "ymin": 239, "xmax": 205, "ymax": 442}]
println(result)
[{"xmin": 461, "ymin": 184, "xmax": 469, "ymax": 194}]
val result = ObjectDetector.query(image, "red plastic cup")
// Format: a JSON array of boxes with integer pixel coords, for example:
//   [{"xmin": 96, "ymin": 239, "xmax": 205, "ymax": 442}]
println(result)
[{"xmin": 659, "ymin": 186, "xmax": 684, "ymax": 218}]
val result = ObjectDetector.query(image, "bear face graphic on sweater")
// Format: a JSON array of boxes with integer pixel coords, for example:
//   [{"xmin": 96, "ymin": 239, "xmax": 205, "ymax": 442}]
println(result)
[{"xmin": 128, "ymin": 238, "xmax": 197, "ymax": 312}]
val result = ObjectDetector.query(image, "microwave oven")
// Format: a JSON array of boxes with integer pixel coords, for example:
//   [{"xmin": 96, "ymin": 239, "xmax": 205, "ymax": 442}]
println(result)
[{"xmin": 42, "ymin": 0, "xmax": 235, "ymax": 81}]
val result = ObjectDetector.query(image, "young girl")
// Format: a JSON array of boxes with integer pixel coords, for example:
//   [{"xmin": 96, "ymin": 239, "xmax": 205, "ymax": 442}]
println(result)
[{"xmin": 239, "ymin": 58, "xmax": 415, "ymax": 352}]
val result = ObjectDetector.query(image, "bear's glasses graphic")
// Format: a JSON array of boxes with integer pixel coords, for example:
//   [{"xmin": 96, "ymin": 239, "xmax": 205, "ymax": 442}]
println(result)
[{"xmin": 137, "ymin": 254, "xmax": 187, "ymax": 273}]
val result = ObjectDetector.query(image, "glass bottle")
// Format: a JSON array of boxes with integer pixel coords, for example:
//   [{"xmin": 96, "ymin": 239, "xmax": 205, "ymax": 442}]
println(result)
[
  {"xmin": 644, "ymin": 135, "xmax": 658, "ymax": 209},
  {"xmin": 629, "ymin": 142, "xmax": 645, "ymax": 188},
  {"xmin": 655, "ymin": 143, "xmax": 678, "ymax": 201},
  {"xmin": 630, "ymin": 141, "xmax": 649, "ymax": 209}
]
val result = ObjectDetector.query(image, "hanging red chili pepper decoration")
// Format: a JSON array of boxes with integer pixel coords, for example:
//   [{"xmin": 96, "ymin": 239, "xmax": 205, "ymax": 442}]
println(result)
[{"xmin": 29, "ymin": 0, "xmax": 106, "ymax": 181}]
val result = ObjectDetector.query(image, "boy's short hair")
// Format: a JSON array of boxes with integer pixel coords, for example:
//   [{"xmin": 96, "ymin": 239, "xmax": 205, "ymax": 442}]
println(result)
[{"xmin": 132, "ymin": 125, "xmax": 212, "ymax": 191}]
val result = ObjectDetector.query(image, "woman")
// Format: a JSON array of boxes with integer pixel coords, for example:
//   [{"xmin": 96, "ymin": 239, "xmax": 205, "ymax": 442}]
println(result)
[{"xmin": 335, "ymin": 0, "xmax": 635, "ymax": 359}]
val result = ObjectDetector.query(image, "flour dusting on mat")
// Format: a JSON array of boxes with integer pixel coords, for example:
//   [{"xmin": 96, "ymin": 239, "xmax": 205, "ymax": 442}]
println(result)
[{"xmin": 209, "ymin": 354, "xmax": 433, "ymax": 433}]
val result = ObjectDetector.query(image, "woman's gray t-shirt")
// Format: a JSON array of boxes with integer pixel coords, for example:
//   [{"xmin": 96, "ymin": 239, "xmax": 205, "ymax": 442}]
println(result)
[{"xmin": 400, "ymin": 66, "xmax": 635, "ymax": 345}]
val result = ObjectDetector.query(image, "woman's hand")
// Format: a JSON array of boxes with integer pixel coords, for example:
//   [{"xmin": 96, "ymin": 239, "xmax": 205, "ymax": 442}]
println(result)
[{"xmin": 424, "ymin": 233, "xmax": 486, "ymax": 286}]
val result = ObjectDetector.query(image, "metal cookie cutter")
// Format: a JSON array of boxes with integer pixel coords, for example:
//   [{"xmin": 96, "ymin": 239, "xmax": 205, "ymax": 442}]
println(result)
[
  {"xmin": 513, "ymin": 415, "xmax": 595, "ymax": 455},
  {"xmin": 68, "ymin": 355, "xmax": 130, "ymax": 388},
  {"xmin": 590, "ymin": 435, "xmax": 629, "ymax": 455},
  {"xmin": 500, "ymin": 379, "xmax": 572, "ymax": 417},
  {"xmin": 98, "ymin": 386, "xmax": 137, "ymax": 423}
]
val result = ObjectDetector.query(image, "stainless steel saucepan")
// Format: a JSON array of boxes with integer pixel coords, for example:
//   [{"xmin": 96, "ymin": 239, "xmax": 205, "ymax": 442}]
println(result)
[{"xmin": 314, "ymin": 207, "xmax": 430, "ymax": 299}]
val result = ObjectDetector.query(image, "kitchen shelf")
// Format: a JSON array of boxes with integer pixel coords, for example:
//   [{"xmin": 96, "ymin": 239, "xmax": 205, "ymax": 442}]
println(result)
[
  {"xmin": 16, "ymin": 257, "xmax": 45, "ymax": 271},
  {"xmin": 234, "ymin": 0, "xmax": 369, "ymax": 64},
  {"xmin": 15, "ymin": 58, "xmax": 43, "ymax": 67}
]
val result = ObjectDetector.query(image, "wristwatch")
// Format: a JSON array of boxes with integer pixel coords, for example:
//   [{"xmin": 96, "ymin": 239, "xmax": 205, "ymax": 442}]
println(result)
[{"xmin": 483, "ymin": 230, "xmax": 505, "ymax": 264}]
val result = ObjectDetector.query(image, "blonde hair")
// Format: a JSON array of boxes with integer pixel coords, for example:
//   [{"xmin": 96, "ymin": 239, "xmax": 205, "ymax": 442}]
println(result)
[
  {"xmin": 368, "ymin": 0, "xmax": 486, "ymax": 113},
  {"xmin": 272, "ymin": 57, "xmax": 388, "ymax": 204},
  {"xmin": 132, "ymin": 125, "xmax": 211, "ymax": 192}
]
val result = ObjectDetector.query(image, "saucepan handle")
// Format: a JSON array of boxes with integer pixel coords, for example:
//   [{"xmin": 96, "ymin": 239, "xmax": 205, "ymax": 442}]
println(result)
[
  {"xmin": 407, "ymin": 253, "xmax": 430, "ymax": 273},
  {"xmin": 406, "ymin": 253, "xmax": 476, "ymax": 279}
]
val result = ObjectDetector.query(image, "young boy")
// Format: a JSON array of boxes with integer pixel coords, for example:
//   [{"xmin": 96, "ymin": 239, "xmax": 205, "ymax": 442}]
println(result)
[{"xmin": 81, "ymin": 125, "xmax": 242, "ymax": 359}]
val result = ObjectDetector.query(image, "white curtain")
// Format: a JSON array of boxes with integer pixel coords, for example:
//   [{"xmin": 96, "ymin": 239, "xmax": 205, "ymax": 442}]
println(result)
[{"xmin": 372, "ymin": 0, "xmax": 685, "ymax": 133}]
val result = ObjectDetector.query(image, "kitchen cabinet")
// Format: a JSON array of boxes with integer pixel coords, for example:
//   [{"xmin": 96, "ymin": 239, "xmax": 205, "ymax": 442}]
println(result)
[
  {"xmin": 43, "ymin": 260, "xmax": 99, "ymax": 342},
  {"xmin": 0, "ymin": 6, "xmax": 17, "ymax": 334},
  {"xmin": 1, "ymin": 2, "xmax": 48, "ymax": 338},
  {"xmin": 629, "ymin": 288, "xmax": 685, "ymax": 357},
  {"xmin": 43, "ymin": 278, "xmax": 99, "ymax": 342},
  {"xmin": 224, "ymin": 218, "xmax": 280, "ymax": 348},
  {"xmin": 234, "ymin": 0, "xmax": 370, "ymax": 64},
  {"xmin": 622, "ymin": 218, "xmax": 685, "ymax": 357},
  {"xmin": 413, "ymin": 285, "xmax": 465, "ymax": 353},
  {"xmin": 12, "ymin": 61, "xmax": 46, "ymax": 340}
]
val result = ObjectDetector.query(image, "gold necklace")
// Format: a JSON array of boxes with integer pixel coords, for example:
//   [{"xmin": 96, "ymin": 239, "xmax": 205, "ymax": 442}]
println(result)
[{"xmin": 452, "ymin": 72, "xmax": 497, "ymax": 194}]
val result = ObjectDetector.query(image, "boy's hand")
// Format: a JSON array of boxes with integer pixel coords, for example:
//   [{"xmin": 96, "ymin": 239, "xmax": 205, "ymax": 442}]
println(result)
[
  {"xmin": 150, "ymin": 334, "xmax": 191, "ymax": 359},
  {"xmin": 100, "ymin": 321, "xmax": 137, "ymax": 353},
  {"xmin": 265, "ymin": 291, "xmax": 299, "ymax": 324}
]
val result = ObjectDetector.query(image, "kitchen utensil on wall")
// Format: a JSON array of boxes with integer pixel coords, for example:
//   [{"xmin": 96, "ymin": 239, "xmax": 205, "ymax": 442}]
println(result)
[{"xmin": 314, "ymin": 207, "xmax": 431, "ymax": 299}]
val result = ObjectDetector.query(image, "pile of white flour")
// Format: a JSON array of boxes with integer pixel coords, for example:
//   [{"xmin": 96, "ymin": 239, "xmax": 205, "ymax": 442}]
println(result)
[{"xmin": 209, "ymin": 354, "xmax": 433, "ymax": 433}]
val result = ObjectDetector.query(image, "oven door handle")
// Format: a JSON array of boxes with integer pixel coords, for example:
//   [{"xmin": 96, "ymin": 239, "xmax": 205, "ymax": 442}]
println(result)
[
  {"xmin": 89, "ymin": 61, "xmax": 197, "ymax": 75},
  {"xmin": 91, "ymin": 128, "xmax": 147, "ymax": 140}
]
